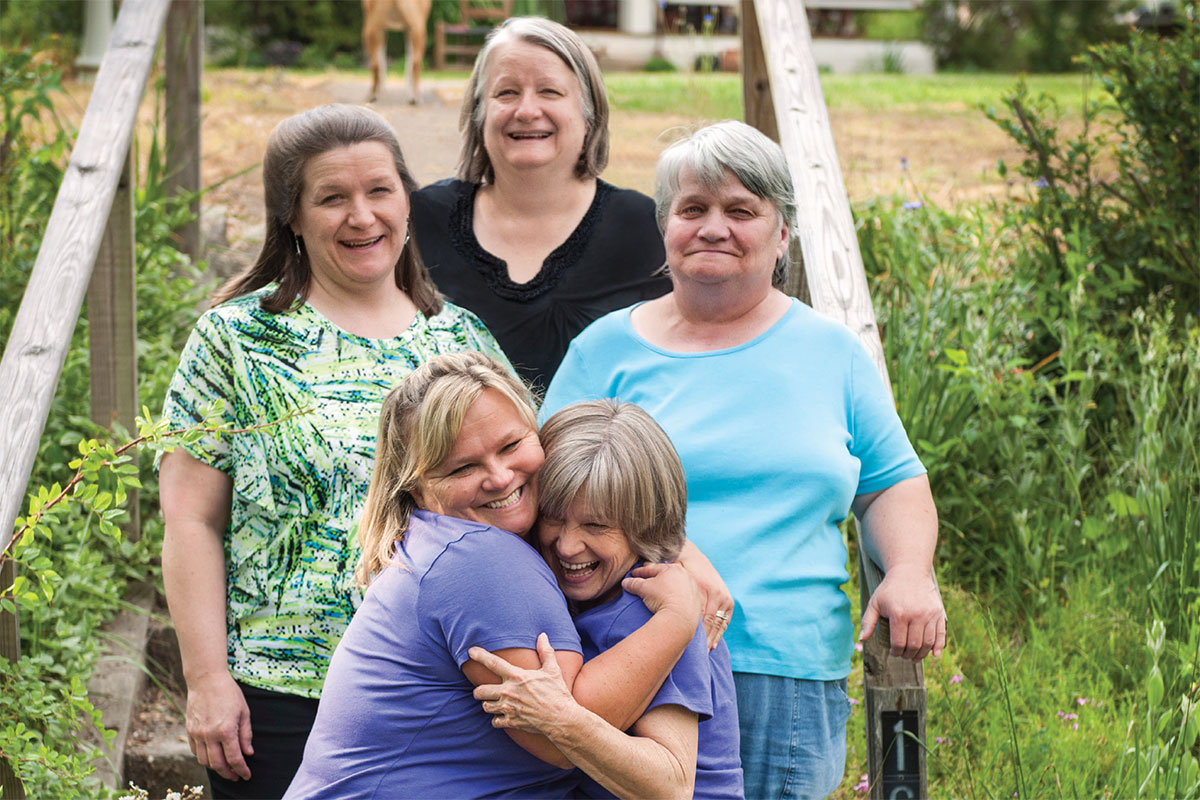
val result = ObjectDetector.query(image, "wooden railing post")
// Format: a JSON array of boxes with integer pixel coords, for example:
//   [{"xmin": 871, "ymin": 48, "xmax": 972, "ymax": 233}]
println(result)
[
  {"xmin": 1, "ymin": 555, "xmax": 23, "ymax": 798},
  {"xmin": 87, "ymin": 147, "xmax": 140, "ymax": 540},
  {"xmin": 165, "ymin": 0, "xmax": 202, "ymax": 264},
  {"xmin": 0, "ymin": 2, "xmax": 172, "ymax": 788},
  {"xmin": 742, "ymin": 1, "xmax": 930, "ymax": 796}
]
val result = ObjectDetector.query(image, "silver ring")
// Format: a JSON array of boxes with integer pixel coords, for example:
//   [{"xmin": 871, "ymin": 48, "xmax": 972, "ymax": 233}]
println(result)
[{"xmin": 714, "ymin": 609, "xmax": 730, "ymax": 621}]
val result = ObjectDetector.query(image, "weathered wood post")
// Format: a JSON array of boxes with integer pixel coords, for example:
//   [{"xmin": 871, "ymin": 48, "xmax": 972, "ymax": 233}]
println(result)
[
  {"xmin": 741, "ymin": 1, "xmax": 929, "ymax": 796},
  {"xmin": 0, "ymin": 1, "xmax": 173, "ymax": 794},
  {"xmin": 165, "ymin": 0, "xmax": 203, "ymax": 264},
  {"xmin": 87, "ymin": 148, "xmax": 141, "ymax": 540}
]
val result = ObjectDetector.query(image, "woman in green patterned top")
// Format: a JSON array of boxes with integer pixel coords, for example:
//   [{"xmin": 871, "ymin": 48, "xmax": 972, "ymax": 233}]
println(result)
[{"xmin": 158, "ymin": 104, "xmax": 511, "ymax": 800}]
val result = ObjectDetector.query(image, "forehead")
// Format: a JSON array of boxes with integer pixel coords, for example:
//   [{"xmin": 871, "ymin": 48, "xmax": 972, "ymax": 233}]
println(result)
[
  {"xmin": 302, "ymin": 141, "xmax": 398, "ymax": 188},
  {"xmin": 674, "ymin": 165, "xmax": 765, "ymax": 205},
  {"xmin": 445, "ymin": 389, "xmax": 531, "ymax": 454},
  {"xmin": 485, "ymin": 39, "xmax": 576, "ymax": 85}
]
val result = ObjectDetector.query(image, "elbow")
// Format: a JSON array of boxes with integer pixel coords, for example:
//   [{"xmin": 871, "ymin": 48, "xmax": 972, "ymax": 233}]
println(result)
[
  {"xmin": 545, "ymin": 751, "xmax": 574, "ymax": 771},
  {"xmin": 667, "ymin": 776, "xmax": 694, "ymax": 800}
]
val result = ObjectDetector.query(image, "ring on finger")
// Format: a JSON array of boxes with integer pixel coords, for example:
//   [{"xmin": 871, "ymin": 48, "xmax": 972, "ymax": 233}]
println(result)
[{"xmin": 714, "ymin": 609, "xmax": 730, "ymax": 622}]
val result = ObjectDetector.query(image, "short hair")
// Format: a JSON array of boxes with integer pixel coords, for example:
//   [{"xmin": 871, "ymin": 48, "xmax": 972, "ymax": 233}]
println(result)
[
  {"xmin": 355, "ymin": 351, "xmax": 536, "ymax": 586},
  {"xmin": 212, "ymin": 104, "xmax": 440, "ymax": 315},
  {"xmin": 457, "ymin": 17, "xmax": 610, "ymax": 184},
  {"xmin": 538, "ymin": 400, "xmax": 687, "ymax": 564},
  {"xmin": 654, "ymin": 120, "xmax": 797, "ymax": 288}
]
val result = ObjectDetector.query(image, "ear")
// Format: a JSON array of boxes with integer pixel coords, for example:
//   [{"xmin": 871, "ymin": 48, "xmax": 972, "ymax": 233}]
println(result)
[{"xmin": 775, "ymin": 220, "xmax": 790, "ymax": 262}]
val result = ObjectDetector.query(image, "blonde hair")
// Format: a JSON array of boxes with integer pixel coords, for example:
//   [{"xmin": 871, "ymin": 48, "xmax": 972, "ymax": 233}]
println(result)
[
  {"xmin": 457, "ymin": 16, "xmax": 610, "ymax": 184},
  {"xmin": 355, "ymin": 352, "xmax": 536, "ymax": 586},
  {"xmin": 537, "ymin": 400, "xmax": 687, "ymax": 564}
]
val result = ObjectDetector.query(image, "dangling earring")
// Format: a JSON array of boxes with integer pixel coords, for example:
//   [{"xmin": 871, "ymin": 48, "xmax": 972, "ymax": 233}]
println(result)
[
  {"xmin": 294, "ymin": 235, "xmax": 302, "ymax": 257},
  {"xmin": 403, "ymin": 231, "xmax": 411, "ymax": 249}
]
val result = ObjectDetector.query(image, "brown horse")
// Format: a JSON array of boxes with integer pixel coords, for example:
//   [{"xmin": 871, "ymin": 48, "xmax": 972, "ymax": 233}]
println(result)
[{"xmin": 362, "ymin": 0, "xmax": 432, "ymax": 104}]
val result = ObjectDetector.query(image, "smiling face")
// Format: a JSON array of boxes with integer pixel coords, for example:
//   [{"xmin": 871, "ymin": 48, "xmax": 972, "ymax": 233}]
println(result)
[
  {"xmin": 480, "ymin": 39, "xmax": 588, "ymax": 178},
  {"xmin": 664, "ymin": 166, "xmax": 789, "ymax": 292},
  {"xmin": 411, "ymin": 389, "xmax": 544, "ymax": 536},
  {"xmin": 290, "ymin": 141, "xmax": 409, "ymax": 296},
  {"xmin": 537, "ymin": 493, "xmax": 639, "ymax": 610}
]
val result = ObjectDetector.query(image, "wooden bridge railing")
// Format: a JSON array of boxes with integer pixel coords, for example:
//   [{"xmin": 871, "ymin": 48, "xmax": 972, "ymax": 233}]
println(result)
[
  {"xmin": 0, "ymin": 0, "xmax": 201, "ymax": 794},
  {"xmin": 742, "ymin": 1, "xmax": 929, "ymax": 797}
]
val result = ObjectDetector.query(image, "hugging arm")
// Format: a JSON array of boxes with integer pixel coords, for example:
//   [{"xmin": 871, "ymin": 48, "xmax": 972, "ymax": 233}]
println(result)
[
  {"xmin": 473, "ymin": 635, "xmax": 698, "ymax": 799},
  {"xmin": 462, "ymin": 561, "xmax": 702, "ymax": 767}
]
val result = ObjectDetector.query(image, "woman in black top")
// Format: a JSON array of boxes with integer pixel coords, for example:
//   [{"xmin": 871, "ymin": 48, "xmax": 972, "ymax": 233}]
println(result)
[{"xmin": 409, "ymin": 17, "xmax": 669, "ymax": 391}]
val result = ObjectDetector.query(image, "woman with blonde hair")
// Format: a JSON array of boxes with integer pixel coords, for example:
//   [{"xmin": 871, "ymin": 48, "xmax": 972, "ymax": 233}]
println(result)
[{"xmin": 286, "ymin": 352, "xmax": 703, "ymax": 798}]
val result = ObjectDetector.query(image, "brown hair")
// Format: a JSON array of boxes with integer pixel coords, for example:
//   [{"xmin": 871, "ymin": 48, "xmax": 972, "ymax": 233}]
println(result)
[
  {"xmin": 457, "ymin": 17, "xmax": 610, "ymax": 184},
  {"xmin": 211, "ymin": 104, "xmax": 441, "ymax": 315},
  {"xmin": 537, "ymin": 400, "xmax": 687, "ymax": 563},
  {"xmin": 355, "ymin": 352, "xmax": 536, "ymax": 586}
]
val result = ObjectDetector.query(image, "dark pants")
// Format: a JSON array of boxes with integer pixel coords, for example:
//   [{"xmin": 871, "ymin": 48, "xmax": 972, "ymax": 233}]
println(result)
[{"xmin": 207, "ymin": 682, "xmax": 320, "ymax": 800}]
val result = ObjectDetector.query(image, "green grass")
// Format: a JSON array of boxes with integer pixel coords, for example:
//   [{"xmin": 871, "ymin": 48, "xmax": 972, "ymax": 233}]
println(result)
[{"xmin": 603, "ymin": 71, "xmax": 1101, "ymax": 119}]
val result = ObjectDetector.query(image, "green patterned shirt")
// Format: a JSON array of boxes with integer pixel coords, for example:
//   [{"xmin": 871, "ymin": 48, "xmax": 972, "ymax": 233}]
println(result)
[{"xmin": 161, "ymin": 287, "xmax": 511, "ymax": 697}]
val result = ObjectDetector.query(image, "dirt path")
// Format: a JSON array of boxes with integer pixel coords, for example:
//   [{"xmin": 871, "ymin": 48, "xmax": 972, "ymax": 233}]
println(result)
[{"xmin": 59, "ymin": 68, "xmax": 1030, "ymax": 280}]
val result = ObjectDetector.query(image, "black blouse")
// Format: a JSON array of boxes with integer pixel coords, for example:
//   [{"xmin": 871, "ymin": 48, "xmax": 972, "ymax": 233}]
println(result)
[{"xmin": 410, "ymin": 178, "xmax": 670, "ymax": 392}]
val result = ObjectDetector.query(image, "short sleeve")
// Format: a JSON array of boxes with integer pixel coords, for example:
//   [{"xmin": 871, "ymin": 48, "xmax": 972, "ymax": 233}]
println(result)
[
  {"xmin": 159, "ymin": 312, "xmax": 241, "ymax": 474},
  {"xmin": 420, "ymin": 529, "xmax": 582, "ymax": 666},
  {"xmin": 539, "ymin": 342, "xmax": 597, "ymax": 422},
  {"xmin": 848, "ymin": 344, "xmax": 926, "ymax": 495}
]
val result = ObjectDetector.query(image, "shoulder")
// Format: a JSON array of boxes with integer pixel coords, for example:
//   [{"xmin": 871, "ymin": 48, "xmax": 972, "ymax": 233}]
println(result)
[
  {"xmin": 572, "ymin": 305, "xmax": 633, "ymax": 347},
  {"xmin": 413, "ymin": 178, "xmax": 472, "ymax": 211},
  {"xmin": 425, "ymin": 299, "xmax": 485, "ymax": 328},
  {"xmin": 597, "ymin": 180, "xmax": 655, "ymax": 214},
  {"xmin": 575, "ymin": 590, "xmax": 652, "ymax": 646}
]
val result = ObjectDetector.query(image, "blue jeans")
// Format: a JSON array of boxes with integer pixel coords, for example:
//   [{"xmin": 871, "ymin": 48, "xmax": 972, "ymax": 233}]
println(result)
[{"xmin": 733, "ymin": 672, "xmax": 852, "ymax": 800}]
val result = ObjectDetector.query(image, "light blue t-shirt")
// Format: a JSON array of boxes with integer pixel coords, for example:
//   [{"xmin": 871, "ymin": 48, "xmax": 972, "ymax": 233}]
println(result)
[
  {"xmin": 574, "ymin": 578, "xmax": 744, "ymax": 799},
  {"xmin": 285, "ymin": 510, "xmax": 582, "ymax": 799},
  {"xmin": 541, "ymin": 299, "xmax": 925, "ymax": 681}
]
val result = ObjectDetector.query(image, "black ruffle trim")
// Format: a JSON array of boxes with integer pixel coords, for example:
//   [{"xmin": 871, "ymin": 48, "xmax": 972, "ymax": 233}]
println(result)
[{"xmin": 449, "ymin": 180, "xmax": 613, "ymax": 302}]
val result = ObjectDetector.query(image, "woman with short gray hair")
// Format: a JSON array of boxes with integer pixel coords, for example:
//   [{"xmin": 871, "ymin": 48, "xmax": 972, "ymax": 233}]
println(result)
[
  {"xmin": 410, "ymin": 17, "xmax": 670, "ymax": 392},
  {"xmin": 542, "ymin": 120, "xmax": 947, "ymax": 799}
]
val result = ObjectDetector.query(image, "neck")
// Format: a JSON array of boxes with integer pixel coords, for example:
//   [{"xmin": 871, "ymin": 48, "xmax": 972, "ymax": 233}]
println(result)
[
  {"xmin": 486, "ymin": 169, "xmax": 596, "ymax": 216},
  {"xmin": 306, "ymin": 278, "xmax": 417, "ymax": 338},
  {"xmin": 646, "ymin": 285, "xmax": 790, "ymax": 352}
]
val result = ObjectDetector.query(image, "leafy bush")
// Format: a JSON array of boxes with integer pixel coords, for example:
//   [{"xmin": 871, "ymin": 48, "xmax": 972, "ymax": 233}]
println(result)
[
  {"xmin": 989, "ymin": 13, "xmax": 1199, "ymax": 330},
  {"xmin": 922, "ymin": 0, "xmax": 1126, "ymax": 72},
  {"xmin": 1, "ymin": 48, "xmax": 203, "ymax": 797}
]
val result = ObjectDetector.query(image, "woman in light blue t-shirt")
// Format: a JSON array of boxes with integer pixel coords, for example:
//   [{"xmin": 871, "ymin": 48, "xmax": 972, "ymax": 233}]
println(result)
[{"xmin": 539, "ymin": 121, "xmax": 948, "ymax": 799}]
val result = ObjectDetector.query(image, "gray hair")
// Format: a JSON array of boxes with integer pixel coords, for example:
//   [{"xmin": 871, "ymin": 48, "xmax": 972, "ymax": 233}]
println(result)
[
  {"xmin": 654, "ymin": 120, "xmax": 797, "ymax": 288},
  {"xmin": 457, "ymin": 17, "xmax": 610, "ymax": 184},
  {"xmin": 538, "ymin": 400, "xmax": 687, "ymax": 564}
]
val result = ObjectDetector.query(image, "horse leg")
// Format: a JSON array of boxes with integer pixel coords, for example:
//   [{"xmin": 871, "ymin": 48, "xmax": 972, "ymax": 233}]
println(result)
[
  {"xmin": 407, "ymin": 26, "xmax": 427, "ymax": 105},
  {"xmin": 364, "ymin": 24, "xmax": 384, "ymax": 102}
]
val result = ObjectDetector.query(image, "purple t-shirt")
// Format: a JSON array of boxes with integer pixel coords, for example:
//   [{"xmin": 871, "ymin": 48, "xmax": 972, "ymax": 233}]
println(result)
[
  {"xmin": 285, "ymin": 510, "xmax": 582, "ymax": 799},
  {"xmin": 573, "ymin": 581, "xmax": 745, "ymax": 799}
]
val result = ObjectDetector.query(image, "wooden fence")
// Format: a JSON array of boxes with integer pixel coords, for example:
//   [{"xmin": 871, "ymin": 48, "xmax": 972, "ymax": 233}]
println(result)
[
  {"xmin": 0, "ymin": 0, "xmax": 927, "ymax": 795},
  {"xmin": 0, "ymin": 0, "xmax": 201, "ymax": 794},
  {"xmin": 742, "ymin": 1, "xmax": 930, "ymax": 797}
]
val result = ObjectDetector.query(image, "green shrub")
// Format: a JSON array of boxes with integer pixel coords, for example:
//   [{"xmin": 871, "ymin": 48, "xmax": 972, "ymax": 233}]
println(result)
[
  {"xmin": 922, "ymin": 0, "xmax": 1125, "ymax": 72},
  {"xmin": 1, "ymin": 48, "xmax": 203, "ymax": 797},
  {"xmin": 988, "ymin": 13, "xmax": 1199, "ymax": 329}
]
